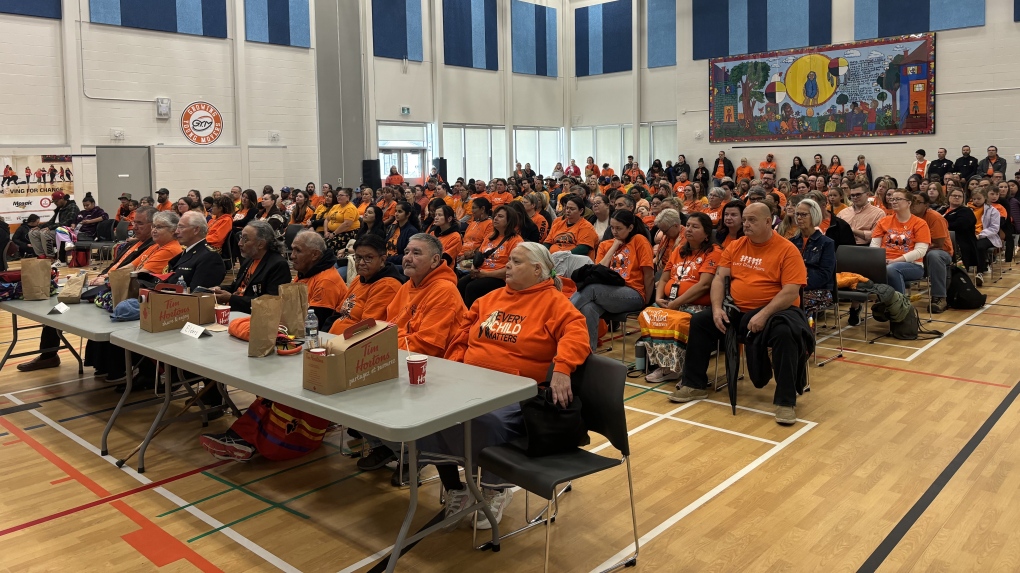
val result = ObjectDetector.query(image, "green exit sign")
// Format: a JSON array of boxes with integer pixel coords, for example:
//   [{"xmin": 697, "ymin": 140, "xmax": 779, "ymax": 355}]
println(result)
[{"xmin": 400, "ymin": 106, "xmax": 410, "ymax": 115}]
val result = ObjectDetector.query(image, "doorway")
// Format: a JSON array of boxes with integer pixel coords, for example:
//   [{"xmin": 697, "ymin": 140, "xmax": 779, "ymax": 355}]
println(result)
[
  {"xmin": 96, "ymin": 147, "xmax": 152, "ymax": 214},
  {"xmin": 379, "ymin": 149, "xmax": 425, "ymax": 185}
]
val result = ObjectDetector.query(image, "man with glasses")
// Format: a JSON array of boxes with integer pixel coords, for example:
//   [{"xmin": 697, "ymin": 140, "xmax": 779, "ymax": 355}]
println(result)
[
  {"xmin": 211, "ymin": 220, "xmax": 291, "ymax": 313},
  {"xmin": 979, "ymin": 145, "xmax": 1006, "ymax": 179},
  {"xmin": 910, "ymin": 193, "xmax": 952, "ymax": 313},
  {"xmin": 167, "ymin": 211, "xmax": 226, "ymax": 289},
  {"xmin": 837, "ymin": 181, "xmax": 886, "ymax": 325}
]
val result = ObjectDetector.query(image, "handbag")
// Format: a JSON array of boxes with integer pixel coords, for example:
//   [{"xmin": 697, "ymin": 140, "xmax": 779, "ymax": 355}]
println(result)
[
  {"xmin": 472, "ymin": 235, "xmax": 511, "ymax": 269},
  {"xmin": 517, "ymin": 384, "xmax": 587, "ymax": 457}
]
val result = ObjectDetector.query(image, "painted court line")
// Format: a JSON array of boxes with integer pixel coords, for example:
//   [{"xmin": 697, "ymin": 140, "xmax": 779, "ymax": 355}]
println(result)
[
  {"xmin": 591, "ymin": 420, "xmax": 817, "ymax": 572},
  {"xmin": 1, "ymin": 392, "xmax": 302, "ymax": 573},
  {"xmin": 905, "ymin": 280, "xmax": 1020, "ymax": 362},
  {"xmin": 834, "ymin": 359, "xmax": 1011, "ymax": 389},
  {"xmin": 624, "ymin": 405, "xmax": 780, "ymax": 445}
]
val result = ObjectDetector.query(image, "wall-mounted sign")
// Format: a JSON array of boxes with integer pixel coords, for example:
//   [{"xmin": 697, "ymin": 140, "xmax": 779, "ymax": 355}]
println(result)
[
  {"xmin": 181, "ymin": 102, "xmax": 224, "ymax": 145},
  {"xmin": 0, "ymin": 155, "xmax": 74, "ymax": 225}
]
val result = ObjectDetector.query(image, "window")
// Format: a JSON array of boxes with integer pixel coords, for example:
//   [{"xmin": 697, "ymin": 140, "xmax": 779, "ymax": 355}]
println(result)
[
  {"xmin": 443, "ymin": 127, "xmax": 465, "ymax": 182},
  {"xmin": 442, "ymin": 125, "xmax": 506, "ymax": 182},
  {"xmin": 514, "ymin": 128, "xmax": 562, "ymax": 177},
  {"xmin": 570, "ymin": 122, "xmax": 677, "ymax": 174},
  {"xmin": 571, "ymin": 128, "xmax": 593, "ymax": 166},
  {"xmin": 465, "ymin": 128, "xmax": 491, "ymax": 181}
]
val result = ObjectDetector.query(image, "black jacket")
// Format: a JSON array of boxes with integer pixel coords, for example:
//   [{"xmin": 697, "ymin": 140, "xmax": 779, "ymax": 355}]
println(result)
[
  {"xmin": 743, "ymin": 306, "xmax": 814, "ymax": 395},
  {"xmin": 227, "ymin": 250, "xmax": 292, "ymax": 313},
  {"xmin": 45, "ymin": 200, "xmax": 79, "ymax": 230},
  {"xmin": 167, "ymin": 240, "xmax": 226, "ymax": 290},
  {"xmin": 954, "ymin": 155, "xmax": 979, "ymax": 181},
  {"xmin": 298, "ymin": 250, "xmax": 340, "ymax": 328},
  {"xmin": 385, "ymin": 223, "xmax": 419, "ymax": 265},
  {"xmin": 713, "ymin": 158, "xmax": 734, "ymax": 179},
  {"xmin": 978, "ymin": 156, "xmax": 1007, "ymax": 179},
  {"xmin": 825, "ymin": 213, "xmax": 856, "ymax": 248},
  {"xmin": 929, "ymin": 158, "xmax": 954, "ymax": 180},
  {"xmin": 12, "ymin": 223, "xmax": 32, "ymax": 251},
  {"xmin": 103, "ymin": 238, "xmax": 154, "ymax": 274},
  {"xmin": 789, "ymin": 164, "xmax": 809, "ymax": 180}
]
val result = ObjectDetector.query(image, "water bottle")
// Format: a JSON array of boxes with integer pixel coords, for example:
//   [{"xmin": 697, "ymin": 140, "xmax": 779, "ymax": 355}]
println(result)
[
  {"xmin": 305, "ymin": 309, "xmax": 319, "ymax": 349},
  {"xmin": 634, "ymin": 342, "xmax": 647, "ymax": 373},
  {"xmin": 176, "ymin": 275, "xmax": 188, "ymax": 293}
]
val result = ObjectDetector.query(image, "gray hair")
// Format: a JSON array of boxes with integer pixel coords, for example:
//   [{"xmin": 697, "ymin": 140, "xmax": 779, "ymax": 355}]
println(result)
[
  {"xmin": 246, "ymin": 220, "xmax": 281, "ymax": 253},
  {"xmin": 407, "ymin": 232, "xmax": 443, "ymax": 259},
  {"xmin": 293, "ymin": 229, "xmax": 327, "ymax": 254},
  {"xmin": 747, "ymin": 185, "xmax": 767, "ymax": 198},
  {"xmin": 152, "ymin": 211, "xmax": 179, "ymax": 229},
  {"xmin": 654, "ymin": 208, "xmax": 682, "ymax": 229},
  {"xmin": 134, "ymin": 206, "xmax": 157, "ymax": 223},
  {"xmin": 708, "ymin": 187, "xmax": 727, "ymax": 200},
  {"xmin": 514, "ymin": 242, "xmax": 561, "ymax": 290},
  {"xmin": 179, "ymin": 211, "xmax": 207, "ymax": 236},
  {"xmin": 799, "ymin": 198, "xmax": 824, "ymax": 227}
]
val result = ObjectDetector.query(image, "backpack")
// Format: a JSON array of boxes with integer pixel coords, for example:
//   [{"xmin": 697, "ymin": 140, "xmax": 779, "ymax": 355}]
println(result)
[
  {"xmin": 871, "ymin": 288, "xmax": 943, "ymax": 341},
  {"xmin": 946, "ymin": 265, "xmax": 986, "ymax": 309}
]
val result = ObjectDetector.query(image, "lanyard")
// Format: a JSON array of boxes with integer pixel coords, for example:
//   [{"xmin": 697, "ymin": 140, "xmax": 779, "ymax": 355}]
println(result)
[{"xmin": 235, "ymin": 258, "xmax": 262, "ymax": 295}]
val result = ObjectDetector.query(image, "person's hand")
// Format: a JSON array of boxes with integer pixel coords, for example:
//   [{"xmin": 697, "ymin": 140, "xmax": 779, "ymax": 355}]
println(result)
[
  {"xmin": 712, "ymin": 306, "xmax": 730, "ymax": 333},
  {"xmin": 612, "ymin": 238, "xmax": 625, "ymax": 250},
  {"xmin": 89, "ymin": 275, "xmax": 106, "ymax": 286},
  {"xmin": 214, "ymin": 291, "xmax": 232, "ymax": 305},
  {"xmin": 469, "ymin": 268, "xmax": 481, "ymax": 279},
  {"xmin": 550, "ymin": 372, "xmax": 573, "ymax": 407},
  {"xmin": 747, "ymin": 311, "xmax": 769, "ymax": 333},
  {"xmin": 655, "ymin": 297, "xmax": 669, "ymax": 308}
]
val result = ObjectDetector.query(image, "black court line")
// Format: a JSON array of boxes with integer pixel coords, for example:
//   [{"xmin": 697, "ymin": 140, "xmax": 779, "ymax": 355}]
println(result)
[
  {"xmin": 0, "ymin": 403, "xmax": 41, "ymax": 417},
  {"xmin": 858, "ymin": 380, "xmax": 1020, "ymax": 572},
  {"xmin": 964, "ymin": 323, "xmax": 1020, "ymax": 333}
]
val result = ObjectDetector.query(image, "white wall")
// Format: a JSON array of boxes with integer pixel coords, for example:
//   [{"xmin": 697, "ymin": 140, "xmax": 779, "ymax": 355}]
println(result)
[{"xmin": 0, "ymin": 0, "xmax": 320, "ymax": 214}]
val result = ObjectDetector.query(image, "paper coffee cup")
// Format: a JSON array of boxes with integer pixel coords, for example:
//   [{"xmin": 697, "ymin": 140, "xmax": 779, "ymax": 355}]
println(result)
[
  {"xmin": 406, "ymin": 354, "xmax": 428, "ymax": 385},
  {"xmin": 214, "ymin": 304, "xmax": 231, "ymax": 326}
]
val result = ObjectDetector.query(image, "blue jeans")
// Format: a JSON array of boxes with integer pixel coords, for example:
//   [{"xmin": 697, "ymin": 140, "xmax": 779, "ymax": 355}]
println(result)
[
  {"xmin": 925, "ymin": 249, "xmax": 952, "ymax": 297},
  {"xmin": 570, "ymin": 284, "xmax": 646, "ymax": 349},
  {"xmin": 886, "ymin": 261, "xmax": 924, "ymax": 294}
]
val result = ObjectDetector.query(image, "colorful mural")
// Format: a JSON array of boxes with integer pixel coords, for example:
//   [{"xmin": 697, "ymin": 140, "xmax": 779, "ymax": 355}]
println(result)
[{"xmin": 709, "ymin": 33, "xmax": 935, "ymax": 143}]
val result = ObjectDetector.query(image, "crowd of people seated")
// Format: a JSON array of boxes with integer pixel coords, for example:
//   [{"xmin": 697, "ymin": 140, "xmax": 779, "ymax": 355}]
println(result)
[{"xmin": 13, "ymin": 141, "xmax": 1019, "ymax": 531}]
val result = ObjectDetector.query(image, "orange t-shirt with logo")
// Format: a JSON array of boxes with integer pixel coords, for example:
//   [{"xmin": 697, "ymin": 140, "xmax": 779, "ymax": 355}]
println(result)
[
  {"xmin": 758, "ymin": 161, "xmax": 776, "ymax": 175},
  {"xmin": 488, "ymin": 191, "xmax": 514, "ymax": 207},
  {"xmin": 714, "ymin": 160, "xmax": 726, "ymax": 178},
  {"xmin": 719, "ymin": 233, "xmax": 807, "ymax": 312},
  {"xmin": 662, "ymin": 245, "xmax": 722, "ymax": 306},
  {"xmin": 463, "ymin": 218, "xmax": 494, "ymax": 253},
  {"xmin": 705, "ymin": 205, "xmax": 724, "ymax": 226},
  {"xmin": 595, "ymin": 234, "xmax": 654, "ymax": 297},
  {"xmin": 328, "ymin": 274, "xmax": 402, "ymax": 335},
  {"xmin": 546, "ymin": 217, "xmax": 599, "ymax": 258},
  {"xmin": 871, "ymin": 214, "xmax": 932, "ymax": 263},
  {"xmin": 672, "ymin": 180, "xmax": 692, "ymax": 193},
  {"xmin": 478, "ymin": 234, "xmax": 523, "ymax": 271},
  {"xmin": 532, "ymin": 212, "xmax": 549, "ymax": 243}
]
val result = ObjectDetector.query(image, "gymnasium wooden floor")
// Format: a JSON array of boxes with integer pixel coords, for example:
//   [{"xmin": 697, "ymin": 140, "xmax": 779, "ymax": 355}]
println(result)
[{"xmin": 2, "ymin": 263, "xmax": 1020, "ymax": 572}]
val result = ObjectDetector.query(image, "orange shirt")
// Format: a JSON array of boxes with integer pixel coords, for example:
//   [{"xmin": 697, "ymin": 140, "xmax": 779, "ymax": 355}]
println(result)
[
  {"xmin": 436, "ymin": 229, "xmax": 463, "ymax": 261},
  {"xmin": 719, "ymin": 233, "xmax": 807, "ymax": 312},
  {"xmin": 672, "ymin": 180, "xmax": 692, "ymax": 192},
  {"xmin": 625, "ymin": 168, "xmax": 644, "ymax": 181},
  {"xmin": 115, "ymin": 210, "xmax": 136, "ymax": 226},
  {"xmin": 385, "ymin": 174, "xmax": 404, "ymax": 186},
  {"xmin": 714, "ymin": 160, "xmax": 726, "ymax": 178},
  {"xmin": 705, "ymin": 205, "xmax": 724, "ymax": 226},
  {"xmin": 915, "ymin": 160, "xmax": 928, "ymax": 177},
  {"xmin": 463, "ymin": 218, "xmax": 494, "ymax": 253},
  {"xmin": 478, "ymin": 234, "xmax": 523, "ymax": 271},
  {"xmin": 377, "ymin": 200, "xmax": 397, "ymax": 222},
  {"xmin": 386, "ymin": 264, "xmax": 465, "ymax": 357},
  {"xmin": 683, "ymin": 198, "xmax": 707, "ymax": 213},
  {"xmin": 310, "ymin": 194, "xmax": 324, "ymax": 208},
  {"xmin": 736, "ymin": 165, "xmax": 754, "ymax": 181},
  {"xmin": 296, "ymin": 266, "xmax": 348, "ymax": 313},
  {"xmin": 357, "ymin": 201, "xmax": 371, "ymax": 216},
  {"xmin": 923, "ymin": 209, "xmax": 953, "ymax": 257},
  {"xmin": 531, "ymin": 212, "xmax": 549, "ymax": 242},
  {"xmin": 291, "ymin": 205, "xmax": 314, "ymax": 225},
  {"xmin": 328, "ymin": 274, "xmax": 402, "ymax": 335},
  {"xmin": 488, "ymin": 191, "xmax": 514, "ymax": 207},
  {"xmin": 445, "ymin": 279, "xmax": 590, "ymax": 382},
  {"xmin": 871, "ymin": 215, "xmax": 932, "ymax": 263},
  {"xmin": 206, "ymin": 214, "xmax": 232, "ymax": 249},
  {"xmin": 546, "ymin": 217, "xmax": 599, "ymax": 258},
  {"xmin": 596, "ymin": 235, "xmax": 653, "ymax": 297},
  {"xmin": 108, "ymin": 240, "xmax": 149, "ymax": 273},
  {"xmin": 156, "ymin": 200, "xmax": 174, "ymax": 212},
  {"xmin": 441, "ymin": 195, "xmax": 457, "ymax": 209},
  {"xmin": 830, "ymin": 165, "xmax": 845, "ymax": 175},
  {"xmin": 663, "ymin": 245, "xmax": 722, "ymax": 307},
  {"xmin": 453, "ymin": 196, "xmax": 472, "ymax": 220},
  {"xmin": 992, "ymin": 202, "xmax": 1008, "ymax": 221},
  {"xmin": 758, "ymin": 161, "xmax": 776, "ymax": 176},
  {"xmin": 132, "ymin": 241, "xmax": 183, "ymax": 274}
]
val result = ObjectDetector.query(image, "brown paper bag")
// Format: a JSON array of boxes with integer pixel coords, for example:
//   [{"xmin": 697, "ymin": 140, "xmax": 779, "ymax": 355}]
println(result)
[
  {"xmin": 248, "ymin": 295, "xmax": 282, "ymax": 357},
  {"xmin": 21, "ymin": 258, "xmax": 53, "ymax": 301},
  {"xmin": 57, "ymin": 272, "xmax": 90, "ymax": 304},
  {"xmin": 109, "ymin": 268, "xmax": 139, "ymax": 307},
  {"xmin": 278, "ymin": 283, "xmax": 309, "ymax": 338}
]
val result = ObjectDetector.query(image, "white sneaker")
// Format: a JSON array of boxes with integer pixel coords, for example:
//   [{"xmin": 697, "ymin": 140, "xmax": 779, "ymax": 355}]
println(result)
[
  {"xmin": 976, "ymin": 273, "xmax": 984, "ymax": 287},
  {"xmin": 51, "ymin": 261, "xmax": 66, "ymax": 268},
  {"xmin": 645, "ymin": 367, "xmax": 680, "ymax": 383},
  {"xmin": 474, "ymin": 487, "xmax": 513, "ymax": 530},
  {"xmin": 441, "ymin": 487, "xmax": 471, "ymax": 531}
]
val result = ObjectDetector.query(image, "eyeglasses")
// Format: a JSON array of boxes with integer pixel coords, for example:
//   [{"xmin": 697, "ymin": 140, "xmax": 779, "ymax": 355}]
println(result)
[
  {"xmin": 848, "ymin": 193, "xmax": 865, "ymax": 199},
  {"xmin": 748, "ymin": 196, "xmax": 764, "ymax": 202},
  {"xmin": 794, "ymin": 212, "xmax": 810, "ymax": 218},
  {"xmin": 887, "ymin": 197, "xmax": 907, "ymax": 203},
  {"xmin": 354, "ymin": 255, "xmax": 379, "ymax": 264}
]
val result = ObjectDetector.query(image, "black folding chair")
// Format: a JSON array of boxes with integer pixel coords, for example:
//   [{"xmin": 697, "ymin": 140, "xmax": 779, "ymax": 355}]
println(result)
[
  {"xmin": 478, "ymin": 355, "xmax": 638, "ymax": 572},
  {"xmin": 835, "ymin": 245, "xmax": 887, "ymax": 340}
]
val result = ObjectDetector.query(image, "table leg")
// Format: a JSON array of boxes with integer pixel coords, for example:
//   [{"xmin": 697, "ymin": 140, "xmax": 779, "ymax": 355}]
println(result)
[
  {"xmin": 385, "ymin": 439, "xmax": 419, "ymax": 573},
  {"xmin": 0, "ymin": 314, "xmax": 19, "ymax": 371},
  {"xmin": 136, "ymin": 358, "xmax": 172, "ymax": 474},
  {"xmin": 56, "ymin": 331, "xmax": 83, "ymax": 374},
  {"xmin": 101, "ymin": 347, "xmax": 133, "ymax": 456},
  {"xmin": 463, "ymin": 420, "xmax": 500, "ymax": 550}
]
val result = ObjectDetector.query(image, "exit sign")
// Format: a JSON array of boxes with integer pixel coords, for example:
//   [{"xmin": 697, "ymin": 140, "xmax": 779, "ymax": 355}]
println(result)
[{"xmin": 400, "ymin": 106, "xmax": 410, "ymax": 115}]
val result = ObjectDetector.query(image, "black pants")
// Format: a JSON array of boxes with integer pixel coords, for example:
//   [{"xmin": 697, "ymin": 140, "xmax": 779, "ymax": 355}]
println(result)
[
  {"xmin": 975, "ymin": 237, "xmax": 995, "ymax": 273},
  {"xmin": 458, "ymin": 276, "xmax": 505, "ymax": 308},
  {"xmin": 38, "ymin": 325, "xmax": 62, "ymax": 360},
  {"xmin": 680, "ymin": 307, "xmax": 800, "ymax": 407}
]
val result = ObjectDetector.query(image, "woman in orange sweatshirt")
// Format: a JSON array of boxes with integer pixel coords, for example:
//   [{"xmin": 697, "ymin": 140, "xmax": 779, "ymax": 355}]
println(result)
[
  {"xmin": 206, "ymin": 195, "xmax": 235, "ymax": 250},
  {"xmin": 419, "ymin": 242, "xmax": 590, "ymax": 530},
  {"xmin": 326, "ymin": 234, "xmax": 406, "ymax": 335},
  {"xmin": 429, "ymin": 204, "xmax": 463, "ymax": 261}
]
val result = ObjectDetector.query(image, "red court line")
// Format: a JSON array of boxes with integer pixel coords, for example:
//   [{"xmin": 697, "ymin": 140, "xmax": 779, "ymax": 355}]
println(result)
[
  {"xmin": 50, "ymin": 476, "xmax": 74, "ymax": 485},
  {"xmin": 836, "ymin": 358, "xmax": 1012, "ymax": 389},
  {"xmin": 3, "ymin": 439, "xmax": 23, "ymax": 446}
]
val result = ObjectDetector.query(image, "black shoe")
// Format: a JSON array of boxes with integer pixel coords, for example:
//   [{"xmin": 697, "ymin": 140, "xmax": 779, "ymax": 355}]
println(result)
[
  {"xmin": 357, "ymin": 446, "xmax": 396, "ymax": 471},
  {"xmin": 16, "ymin": 356, "xmax": 60, "ymax": 372},
  {"xmin": 847, "ymin": 306, "xmax": 861, "ymax": 326}
]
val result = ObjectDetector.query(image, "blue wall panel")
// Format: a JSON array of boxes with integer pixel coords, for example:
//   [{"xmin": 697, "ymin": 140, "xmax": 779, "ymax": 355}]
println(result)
[
  {"xmin": 244, "ymin": 0, "xmax": 309, "ymax": 47},
  {"xmin": 575, "ymin": 7, "xmax": 589, "ymax": 77},
  {"xmin": 647, "ymin": 0, "xmax": 676, "ymax": 68},
  {"xmin": 373, "ymin": 0, "xmax": 425, "ymax": 61},
  {"xmin": 545, "ymin": 8, "xmax": 557, "ymax": 76},
  {"xmin": 121, "ymin": 0, "xmax": 178, "ymax": 34},
  {"xmin": 443, "ymin": 0, "xmax": 498, "ymax": 71},
  {"xmin": 511, "ymin": 0, "xmax": 556, "ymax": 77},
  {"xmin": 406, "ymin": 0, "xmax": 423, "ymax": 60},
  {"xmin": 535, "ymin": 6, "xmax": 547, "ymax": 76},
  {"xmin": 90, "ymin": 0, "xmax": 227, "ymax": 38},
  {"xmin": 856, "ymin": 0, "xmax": 984, "ymax": 39},
  {"xmin": 575, "ymin": 0, "xmax": 630, "ymax": 76},
  {"xmin": 266, "ymin": 0, "xmax": 291, "ymax": 46},
  {"xmin": 694, "ymin": 0, "xmax": 832, "ymax": 59},
  {"xmin": 202, "ymin": 0, "xmax": 227, "ymax": 37},
  {"xmin": 289, "ymin": 0, "xmax": 310, "ymax": 47},
  {"xmin": 0, "ymin": 0, "xmax": 62, "ymax": 19},
  {"xmin": 692, "ymin": 0, "xmax": 728, "ymax": 60}
]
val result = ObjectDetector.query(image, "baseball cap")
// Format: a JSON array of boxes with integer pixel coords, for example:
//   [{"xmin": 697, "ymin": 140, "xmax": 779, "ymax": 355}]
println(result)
[
  {"xmin": 118, "ymin": 193, "xmax": 132, "ymax": 201},
  {"xmin": 156, "ymin": 188, "xmax": 169, "ymax": 195},
  {"xmin": 51, "ymin": 191, "xmax": 66, "ymax": 202}
]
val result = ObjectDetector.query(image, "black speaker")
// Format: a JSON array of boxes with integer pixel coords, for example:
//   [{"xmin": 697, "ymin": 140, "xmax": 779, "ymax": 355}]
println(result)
[
  {"xmin": 432, "ymin": 157, "xmax": 447, "ymax": 183},
  {"xmin": 362, "ymin": 159, "xmax": 382, "ymax": 189}
]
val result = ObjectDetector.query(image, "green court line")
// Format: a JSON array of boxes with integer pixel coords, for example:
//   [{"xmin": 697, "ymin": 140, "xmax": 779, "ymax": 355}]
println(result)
[
  {"xmin": 187, "ymin": 470, "xmax": 365, "ymax": 543},
  {"xmin": 202, "ymin": 472, "xmax": 311, "ymax": 520},
  {"xmin": 157, "ymin": 448, "xmax": 347, "ymax": 518},
  {"xmin": 624, "ymin": 381, "xmax": 672, "ymax": 402}
]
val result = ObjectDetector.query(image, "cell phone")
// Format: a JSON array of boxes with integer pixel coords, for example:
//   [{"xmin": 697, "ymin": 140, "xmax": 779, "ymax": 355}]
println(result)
[{"xmin": 193, "ymin": 286, "xmax": 214, "ymax": 293}]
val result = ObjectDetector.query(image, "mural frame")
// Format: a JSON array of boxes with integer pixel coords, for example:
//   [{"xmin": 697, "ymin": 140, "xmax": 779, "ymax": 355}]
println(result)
[{"xmin": 708, "ymin": 33, "xmax": 935, "ymax": 143}]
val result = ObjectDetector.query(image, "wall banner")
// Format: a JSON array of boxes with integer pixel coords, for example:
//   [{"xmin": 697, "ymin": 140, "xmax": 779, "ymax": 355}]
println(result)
[
  {"xmin": 709, "ymin": 33, "xmax": 935, "ymax": 143},
  {"xmin": 0, "ymin": 155, "xmax": 74, "ymax": 224}
]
